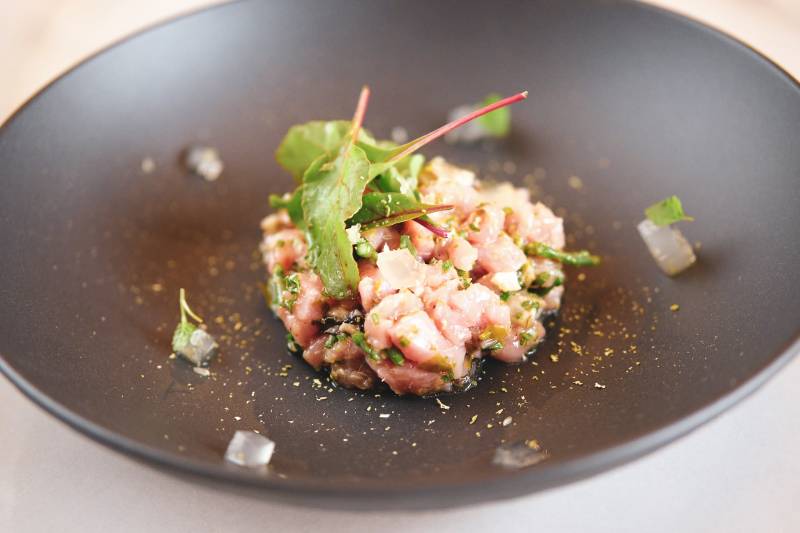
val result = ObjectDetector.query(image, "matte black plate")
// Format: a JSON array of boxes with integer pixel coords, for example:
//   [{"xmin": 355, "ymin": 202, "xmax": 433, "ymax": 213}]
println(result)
[{"xmin": 1, "ymin": 0, "xmax": 798, "ymax": 509}]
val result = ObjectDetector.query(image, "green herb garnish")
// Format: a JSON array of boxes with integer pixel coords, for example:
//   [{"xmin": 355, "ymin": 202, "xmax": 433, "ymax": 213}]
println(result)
[
  {"xmin": 385, "ymin": 347, "xmax": 405, "ymax": 366},
  {"xmin": 645, "ymin": 195, "xmax": 694, "ymax": 227},
  {"xmin": 441, "ymin": 260, "xmax": 453, "ymax": 272},
  {"xmin": 351, "ymin": 331, "xmax": 379, "ymax": 361},
  {"xmin": 172, "ymin": 288, "xmax": 203, "ymax": 353},
  {"xmin": 286, "ymin": 332, "xmax": 300, "ymax": 353},
  {"xmin": 349, "ymin": 192, "xmax": 452, "ymax": 230},
  {"xmin": 499, "ymin": 291, "xmax": 511, "ymax": 301},
  {"xmin": 355, "ymin": 238, "xmax": 377, "ymax": 260},
  {"xmin": 399, "ymin": 234, "xmax": 417, "ymax": 257},
  {"xmin": 524, "ymin": 242, "xmax": 600, "ymax": 266},
  {"xmin": 300, "ymin": 88, "xmax": 372, "ymax": 299},
  {"xmin": 476, "ymin": 93, "xmax": 512, "ymax": 137},
  {"xmin": 324, "ymin": 334, "xmax": 338, "ymax": 349},
  {"xmin": 272, "ymin": 89, "xmax": 528, "ymax": 298}
]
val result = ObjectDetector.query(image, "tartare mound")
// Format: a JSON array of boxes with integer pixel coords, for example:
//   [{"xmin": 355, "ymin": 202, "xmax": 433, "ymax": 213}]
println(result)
[{"xmin": 261, "ymin": 158, "xmax": 567, "ymax": 395}]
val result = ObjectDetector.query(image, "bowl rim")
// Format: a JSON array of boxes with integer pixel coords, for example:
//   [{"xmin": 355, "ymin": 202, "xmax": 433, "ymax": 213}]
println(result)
[{"xmin": 1, "ymin": 0, "xmax": 798, "ymax": 507}]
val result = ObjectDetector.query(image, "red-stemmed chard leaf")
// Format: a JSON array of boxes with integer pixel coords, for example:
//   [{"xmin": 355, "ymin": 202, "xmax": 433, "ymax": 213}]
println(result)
[
  {"xmin": 350, "ymin": 192, "xmax": 453, "ymax": 230},
  {"xmin": 301, "ymin": 86, "xmax": 373, "ymax": 299}
]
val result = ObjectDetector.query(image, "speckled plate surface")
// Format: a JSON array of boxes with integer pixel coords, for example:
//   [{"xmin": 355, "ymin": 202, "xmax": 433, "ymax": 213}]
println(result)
[{"xmin": 1, "ymin": 0, "xmax": 798, "ymax": 509}]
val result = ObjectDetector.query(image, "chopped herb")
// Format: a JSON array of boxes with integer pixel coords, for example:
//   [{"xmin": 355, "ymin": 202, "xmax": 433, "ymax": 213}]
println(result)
[
  {"xmin": 519, "ymin": 330, "xmax": 537, "ymax": 345},
  {"xmin": 441, "ymin": 259, "xmax": 453, "ymax": 272},
  {"xmin": 645, "ymin": 195, "xmax": 693, "ymax": 227},
  {"xmin": 355, "ymin": 238, "xmax": 377, "ymax": 259},
  {"xmin": 370, "ymin": 312, "xmax": 380, "ymax": 325},
  {"xmin": 286, "ymin": 333, "xmax": 300, "ymax": 353},
  {"xmin": 324, "ymin": 335, "xmax": 338, "ymax": 349},
  {"xmin": 385, "ymin": 347, "xmax": 405, "ymax": 366},
  {"xmin": 469, "ymin": 221, "xmax": 480, "ymax": 232},
  {"xmin": 520, "ymin": 299, "xmax": 540, "ymax": 311},
  {"xmin": 399, "ymin": 234, "xmax": 417, "ymax": 257},
  {"xmin": 457, "ymin": 268, "xmax": 472, "ymax": 288},
  {"xmin": 524, "ymin": 242, "xmax": 600, "ymax": 266},
  {"xmin": 499, "ymin": 291, "xmax": 511, "ymax": 301},
  {"xmin": 398, "ymin": 336, "xmax": 411, "ymax": 348},
  {"xmin": 351, "ymin": 331, "xmax": 379, "ymax": 360},
  {"xmin": 502, "ymin": 206, "xmax": 514, "ymax": 216}
]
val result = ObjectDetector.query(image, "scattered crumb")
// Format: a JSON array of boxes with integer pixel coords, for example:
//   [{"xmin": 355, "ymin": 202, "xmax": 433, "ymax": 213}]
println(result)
[
  {"xmin": 435, "ymin": 398, "xmax": 450, "ymax": 410},
  {"xmin": 502, "ymin": 416, "xmax": 513, "ymax": 427},
  {"xmin": 192, "ymin": 367, "xmax": 210, "ymax": 377},
  {"xmin": 141, "ymin": 156, "xmax": 156, "ymax": 174},
  {"xmin": 594, "ymin": 382, "xmax": 606, "ymax": 389},
  {"xmin": 670, "ymin": 304, "xmax": 680, "ymax": 312},
  {"xmin": 567, "ymin": 175, "xmax": 584, "ymax": 190}
]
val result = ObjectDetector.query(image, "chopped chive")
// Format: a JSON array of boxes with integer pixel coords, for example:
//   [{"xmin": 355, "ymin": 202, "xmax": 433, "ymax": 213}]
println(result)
[
  {"xmin": 385, "ymin": 347, "xmax": 405, "ymax": 366},
  {"xmin": 399, "ymin": 234, "xmax": 417, "ymax": 257},
  {"xmin": 351, "ymin": 331, "xmax": 379, "ymax": 360},
  {"xmin": 524, "ymin": 242, "xmax": 600, "ymax": 267}
]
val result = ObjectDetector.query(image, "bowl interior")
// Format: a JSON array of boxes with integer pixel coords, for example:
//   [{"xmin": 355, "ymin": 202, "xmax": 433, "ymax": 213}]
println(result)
[{"xmin": 0, "ymin": 0, "xmax": 798, "ymax": 506}]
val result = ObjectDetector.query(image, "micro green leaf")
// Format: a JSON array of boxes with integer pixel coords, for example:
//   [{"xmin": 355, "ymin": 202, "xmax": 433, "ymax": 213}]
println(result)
[
  {"xmin": 476, "ymin": 93, "xmax": 512, "ymax": 137},
  {"xmin": 645, "ymin": 195, "xmax": 694, "ymax": 226}
]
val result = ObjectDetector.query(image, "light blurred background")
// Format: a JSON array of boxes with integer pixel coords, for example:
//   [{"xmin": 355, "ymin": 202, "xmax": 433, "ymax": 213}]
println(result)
[{"xmin": 1, "ymin": 0, "xmax": 800, "ymax": 122}]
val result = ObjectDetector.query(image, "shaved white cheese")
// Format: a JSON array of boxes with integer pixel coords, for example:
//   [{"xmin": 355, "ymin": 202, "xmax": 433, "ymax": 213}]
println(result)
[
  {"xmin": 491, "ymin": 272, "xmax": 521, "ymax": 292},
  {"xmin": 346, "ymin": 223, "xmax": 362, "ymax": 245},
  {"xmin": 377, "ymin": 248, "xmax": 426, "ymax": 289},
  {"xmin": 637, "ymin": 219, "xmax": 696, "ymax": 276},
  {"xmin": 428, "ymin": 157, "xmax": 475, "ymax": 188},
  {"xmin": 479, "ymin": 182, "xmax": 530, "ymax": 211}
]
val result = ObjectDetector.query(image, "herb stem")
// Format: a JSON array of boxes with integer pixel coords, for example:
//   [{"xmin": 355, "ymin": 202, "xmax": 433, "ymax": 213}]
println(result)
[
  {"xmin": 178, "ymin": 288, "xmax": 203, "ymax": 325},
  {"xmin": 414, "ymin": 217, "xmax": 450, "ymax": 238},
  {"xmin": 524, "ymin": 242, "xmax": 600, "ymax": 266},
  {"xmin": 386, "ymin": 91, "xmax": 528, "ymax": 164},
  {"xmin": 348, "ymin": 85, "xmax": 371, "ymax": 147}
]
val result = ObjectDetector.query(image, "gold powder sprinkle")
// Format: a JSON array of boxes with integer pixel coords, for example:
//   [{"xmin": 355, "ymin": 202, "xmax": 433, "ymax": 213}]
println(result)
[
  {"xmin": 469, "ymin": 415, "xmax": 478, "ymax": 425},
  {"xmin": 567, "ymin": 175, "xmax": 584, "ymax": 190},
  {"xmin": 670, "ymin": 304, "xmax": 680, "ymax": 312}
]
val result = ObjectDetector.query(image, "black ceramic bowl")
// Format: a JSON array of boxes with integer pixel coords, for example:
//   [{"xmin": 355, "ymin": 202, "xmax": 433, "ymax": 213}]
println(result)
[{"xmin": 1, "ymin": 0, "xmax": 798, "ymax": 509}]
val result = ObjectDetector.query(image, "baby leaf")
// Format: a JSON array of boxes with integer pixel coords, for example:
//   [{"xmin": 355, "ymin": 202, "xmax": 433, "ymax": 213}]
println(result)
[
  {"xmin": 276, "ymin": 120, "xmax": 352, "ymax": 181},
  {"xmin": 269, "ymin": 188, "xmax": 305, "ymax": 228},
  {"xmin": 645, "ymin": 195, "xmax": 694, "ymax": 227},
  {"xmin": 301, "ymin": 87, "xmax": 372, "ymax": 299},
  {"xmin": 172, "ymin": 322, "xmax": 197, "ymax": 353},
  {"xmin": 350, "ymin": 192, "xmax": 452, "ymax": 230}
]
